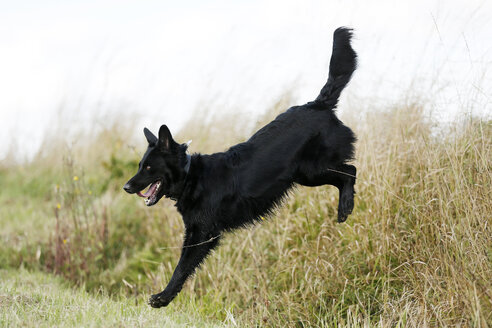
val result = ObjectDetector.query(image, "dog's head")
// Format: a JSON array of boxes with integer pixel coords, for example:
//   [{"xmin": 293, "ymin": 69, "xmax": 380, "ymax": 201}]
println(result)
[{"xmin": 123, "ymin": 125, "xmax": 189, "ymax": 206}]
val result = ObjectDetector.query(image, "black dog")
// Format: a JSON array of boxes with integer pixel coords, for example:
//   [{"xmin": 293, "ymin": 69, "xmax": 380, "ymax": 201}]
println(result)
[{"xmin": 123, "ymin": 27, "xmax": 357, "ymax": 308}]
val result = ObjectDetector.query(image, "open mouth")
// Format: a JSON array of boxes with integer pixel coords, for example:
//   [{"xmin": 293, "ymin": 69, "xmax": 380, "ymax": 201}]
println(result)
[{"xmin": 137, "ymin": 180, "xmax": 162, "ymax": 206}]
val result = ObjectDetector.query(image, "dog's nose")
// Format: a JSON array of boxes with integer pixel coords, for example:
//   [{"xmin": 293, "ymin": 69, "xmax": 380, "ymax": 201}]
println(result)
[{"xmin": 123, "ymin": 183, "xmax": 132, "ymax": 193}]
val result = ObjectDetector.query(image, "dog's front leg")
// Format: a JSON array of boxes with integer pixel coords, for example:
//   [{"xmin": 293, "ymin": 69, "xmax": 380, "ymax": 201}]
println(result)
[{"xmin": 149, "ymin": 227, "xmax": 220, "ymax": 308}]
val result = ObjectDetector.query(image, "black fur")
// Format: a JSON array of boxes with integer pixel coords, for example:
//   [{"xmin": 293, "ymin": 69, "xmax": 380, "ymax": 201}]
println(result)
[{"xmin": 123, "ymin": 27, "xmax": 358, "ymax": 308}]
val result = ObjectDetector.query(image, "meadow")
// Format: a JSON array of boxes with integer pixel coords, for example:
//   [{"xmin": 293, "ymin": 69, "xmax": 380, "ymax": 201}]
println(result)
[{"xmin": 0, "ymin": 96, "xmax": 491, "ymax": 327}]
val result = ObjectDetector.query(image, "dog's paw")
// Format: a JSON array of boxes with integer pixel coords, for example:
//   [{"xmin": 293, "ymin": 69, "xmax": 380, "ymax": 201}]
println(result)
[
  {"xmin": 148, "ymin": 293, "xmax": 173, "ymax": 308},
  {"xmin": 337, "ymin": 209, "xmax": 350, "ymax": 222},
  {"xmin": 337, "ymin": 189, "xmax": 354, "ymax": 223}
]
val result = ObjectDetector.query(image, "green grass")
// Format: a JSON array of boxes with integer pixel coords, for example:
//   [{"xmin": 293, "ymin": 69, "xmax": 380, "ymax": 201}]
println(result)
[
  {"xmin": 0, "ymin": 269, "xmax": 222, "ymax": 327},
  {"xmin": 1, "ymin": 101, "xmax": 491, "ymax": 327}
]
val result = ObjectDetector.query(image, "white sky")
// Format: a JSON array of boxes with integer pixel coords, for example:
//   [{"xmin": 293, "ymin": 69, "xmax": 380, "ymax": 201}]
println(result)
[{"xmin": 1, "ymin": 0, "xmax": 491, "ymax": 161}]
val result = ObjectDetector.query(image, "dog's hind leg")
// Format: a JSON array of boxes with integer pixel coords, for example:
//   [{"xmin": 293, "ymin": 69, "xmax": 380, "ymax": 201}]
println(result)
[
  {"xmin": 295, "ymin": 164, "xmax": 356, "ymax": 222},
  {"xmin": 149, "ymin": 226, "xmax": 220, "ymax": 308},
  {"xmin": 335, "ymin": 164, "xmax": 356, "ymax": 222}
]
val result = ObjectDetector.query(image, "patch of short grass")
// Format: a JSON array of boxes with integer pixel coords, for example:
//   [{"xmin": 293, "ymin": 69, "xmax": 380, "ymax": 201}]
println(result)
[{"xmin": 0, "ymin": 269, "xmax": 222, "ymax": 327}]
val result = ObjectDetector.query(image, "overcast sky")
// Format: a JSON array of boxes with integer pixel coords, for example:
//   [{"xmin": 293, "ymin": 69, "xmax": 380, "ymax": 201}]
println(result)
[{"xmin": 1, "ymin": 0, "xmax": 491, "ymax": 161}]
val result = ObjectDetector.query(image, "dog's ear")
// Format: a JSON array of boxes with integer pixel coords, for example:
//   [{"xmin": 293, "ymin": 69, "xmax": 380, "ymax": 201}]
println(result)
[
  {"xmin": 158, "ymin": 125, "xmax": 175, "ymax": 150},
  {"xmin": 143, "ymin": 127, "xmax": 158, "ymax": 145}
]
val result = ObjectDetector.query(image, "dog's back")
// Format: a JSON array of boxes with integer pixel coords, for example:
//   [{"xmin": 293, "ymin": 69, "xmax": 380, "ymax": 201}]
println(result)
[{"xmin": 193, "ymin": 28, "xmax": 357, "ymax": 227}]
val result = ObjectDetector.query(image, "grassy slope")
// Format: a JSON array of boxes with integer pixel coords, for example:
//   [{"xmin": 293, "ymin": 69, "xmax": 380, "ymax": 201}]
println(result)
[
  {"xmin": 0, "ymin": 102, "xmax": 491, "ymax": 327},
  {"xmin": 0, "ymin": 269, "xmax": 222, "ymax": 327}
]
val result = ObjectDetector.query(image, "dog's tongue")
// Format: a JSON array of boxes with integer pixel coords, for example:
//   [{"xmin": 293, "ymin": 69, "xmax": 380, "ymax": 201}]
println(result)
[{"xmin": 137, "ymin": 182, "xmax": 158, "ymax": 198}]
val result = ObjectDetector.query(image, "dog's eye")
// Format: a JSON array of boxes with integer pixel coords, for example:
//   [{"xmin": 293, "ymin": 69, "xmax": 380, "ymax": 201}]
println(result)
[{"xmin": 146, "ymin": 166, "xmax": 151, "ymax": 170}]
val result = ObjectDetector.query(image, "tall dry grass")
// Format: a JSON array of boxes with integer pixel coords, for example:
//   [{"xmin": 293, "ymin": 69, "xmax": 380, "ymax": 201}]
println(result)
[
  {"xmin": 137, "ymin": 101, "xmax": 491, "ymax": 326},
  {"xmin": 0, "ymin": 97, "xmax": 490, "ymax": 327}
]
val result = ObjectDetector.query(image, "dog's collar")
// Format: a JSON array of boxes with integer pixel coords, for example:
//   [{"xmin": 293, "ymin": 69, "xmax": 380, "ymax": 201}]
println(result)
[
  {"xmin": 184, "ymin": 153, "xmax": 191, "ymax": 173},
  {"xmin": 168, "ymin": 153, "xmax": 191, "ymax": 202}
]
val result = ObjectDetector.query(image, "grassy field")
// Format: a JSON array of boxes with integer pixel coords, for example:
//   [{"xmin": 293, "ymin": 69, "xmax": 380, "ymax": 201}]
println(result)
[{"xmin": 0, "ymin": 98, "xmax": 491, "ymax": 327}]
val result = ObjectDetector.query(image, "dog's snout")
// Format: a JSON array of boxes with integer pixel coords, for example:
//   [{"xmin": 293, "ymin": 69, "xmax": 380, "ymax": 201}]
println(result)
[{"xmin": 123, "ymin": 183, "xmax": 133, "ymax": 193}]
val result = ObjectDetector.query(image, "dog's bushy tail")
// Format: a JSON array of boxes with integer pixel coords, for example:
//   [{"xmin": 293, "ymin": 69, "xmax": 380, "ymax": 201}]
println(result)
[{"xmin": 314, "ymin": 27, "xmax": 357, "ymax": 109}]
